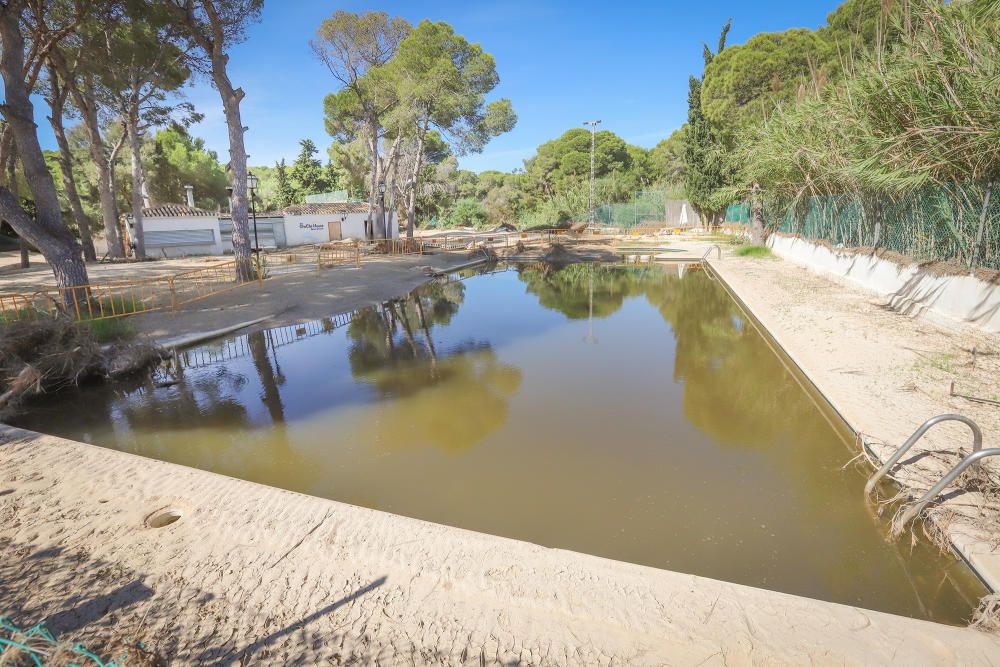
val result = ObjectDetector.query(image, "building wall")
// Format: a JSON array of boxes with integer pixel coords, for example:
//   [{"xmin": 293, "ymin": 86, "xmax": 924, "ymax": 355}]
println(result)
[
  {"xmin": 220, "ymin": 217, "xmax": 285, "ymax": 252},
  {"xmin": 129, "ymin": 210, "xmax": 383, "ymax": 257},
  {"xmin": 132, "ymin": 216, "xmax": 224, "ymax": 257},
  {"xmin": 284, "ymin": 213, "xmax": 372, "ymax": 246}
]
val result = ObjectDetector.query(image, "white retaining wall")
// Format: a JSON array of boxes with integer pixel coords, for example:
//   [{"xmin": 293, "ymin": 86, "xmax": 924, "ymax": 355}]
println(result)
[{"xmin": 767, "ymin": 234, "xmax": 1000, "ymax": 334}]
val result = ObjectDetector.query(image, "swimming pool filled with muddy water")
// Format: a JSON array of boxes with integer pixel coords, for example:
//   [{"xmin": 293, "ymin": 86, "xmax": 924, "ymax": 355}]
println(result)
[{"xmin": 17, "ymin": 262, "xmax": 987, "ymax": 622}]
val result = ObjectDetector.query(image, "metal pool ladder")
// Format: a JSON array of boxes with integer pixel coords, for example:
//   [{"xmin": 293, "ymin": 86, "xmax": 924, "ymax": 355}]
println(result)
[
  {"xmin": 701, "ymin": 245, "xmax": 721, "ymax": 262},
  {"xmin": 864, "ymin": 413, "xmax": 1000, "ymax": 528}
]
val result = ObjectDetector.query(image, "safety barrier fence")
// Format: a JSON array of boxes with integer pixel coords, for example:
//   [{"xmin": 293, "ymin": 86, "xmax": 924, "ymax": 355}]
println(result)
[
  {"xmin": 0, "ymin": 244, "xmax": 364, "ymax": 324},
  {"xmin": 359, "ymin": 238, "xmax": 426, "ymax": 256},
  {"xmin": 177, "ymin": 312, "xmax": 355, "ymax": 370},
  {"xmin": 0, "ymin": 227, "xmax": 667, "ymax": 325},
  {"xmin": 260, "ymin": 243, "xmax": 361, "ymax": 277},
  {"xmin": 418, "ymin": 229, "xmax": 597, "ymax": 251}
]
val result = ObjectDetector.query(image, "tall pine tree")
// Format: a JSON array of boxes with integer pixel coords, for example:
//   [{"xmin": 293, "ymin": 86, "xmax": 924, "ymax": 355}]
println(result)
[
  {"xmin": 289, "ymin": 139, "xmax": 330, "ymax": 198},
  {"xmin": 275, "ymin": 159, "xmax": 295, "ymax": 207},
  {"xmin": 684, "ymin": 19, "xmax": 731, "ymax": 226}
]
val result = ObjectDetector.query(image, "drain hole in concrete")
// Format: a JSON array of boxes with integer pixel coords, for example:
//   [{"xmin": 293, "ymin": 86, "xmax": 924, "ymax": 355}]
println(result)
[{"xmin": 146, "ymin": 509, "xmax": 182, "ymax": 529}]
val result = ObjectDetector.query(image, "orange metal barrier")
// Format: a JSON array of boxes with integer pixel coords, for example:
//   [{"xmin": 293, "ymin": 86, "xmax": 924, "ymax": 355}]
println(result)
[{"xmin": 0, "ymin": 259, "xmax": 260, "ymax": 323}]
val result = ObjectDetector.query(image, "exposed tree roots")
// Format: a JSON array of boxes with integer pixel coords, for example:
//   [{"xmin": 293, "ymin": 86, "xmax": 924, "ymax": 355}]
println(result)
[{"xmin": 0, "ymin": 318, "xmax": 165, "ymax": 420}]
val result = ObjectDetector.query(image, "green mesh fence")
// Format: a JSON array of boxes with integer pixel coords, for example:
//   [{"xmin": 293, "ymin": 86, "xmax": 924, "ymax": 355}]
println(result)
[
  {"xmin": 725, "ymin": 182, "xmax": 1000, "ymax": 271},
  {"xmin": 595, "ymin": 191, "xmax": 667, "ymax": 228}
]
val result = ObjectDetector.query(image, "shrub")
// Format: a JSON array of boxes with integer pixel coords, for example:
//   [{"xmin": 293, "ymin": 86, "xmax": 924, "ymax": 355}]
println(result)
[
  {"xmin": 734, "ymin": 244, "xmax": 772, "ymax": 258},
  {"xmin": 443, "ymin": 198, "xmax": 489, "ymax": 229}
]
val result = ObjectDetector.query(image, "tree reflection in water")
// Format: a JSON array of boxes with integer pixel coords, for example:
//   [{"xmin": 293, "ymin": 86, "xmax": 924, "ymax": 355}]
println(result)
[{"xmin": 345, "ymin": 280, "xmax": 522, "ymax": 453}]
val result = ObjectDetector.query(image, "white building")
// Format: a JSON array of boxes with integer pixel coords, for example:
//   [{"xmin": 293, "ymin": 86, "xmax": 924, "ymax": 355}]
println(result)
[
  {"xmin": 124, "ymin": 204, "xmax": 225, "ymax": 257},
  {"xmin": 281, "ymin": 202, "xmax": 382, "ymax": 246},
  {"xmin": 124, "ymin": 201, "xmax": 382, "ymax": 257}
]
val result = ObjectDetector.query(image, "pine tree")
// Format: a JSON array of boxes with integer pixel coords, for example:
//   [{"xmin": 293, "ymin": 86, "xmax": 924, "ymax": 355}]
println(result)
[
  {"xmin": 275, "ymin": 159, "xmax": 295, "ymax": 207},
  {"xmin": 289, "ymin": 139, "xmax": 329, "ymax": 198},
  {"xmin": 683, "ymin": 19, "xmax": 732, "ymax": 225}
]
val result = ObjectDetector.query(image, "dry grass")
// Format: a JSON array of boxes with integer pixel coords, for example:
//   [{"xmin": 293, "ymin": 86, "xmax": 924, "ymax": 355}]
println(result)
[
  {"xmin": 0, "ymin": 319, "xmax": 164, "ymax": 420},
  {"xmin": 0, "ymin": 617, "xmax": 163, "ymax": 666}
]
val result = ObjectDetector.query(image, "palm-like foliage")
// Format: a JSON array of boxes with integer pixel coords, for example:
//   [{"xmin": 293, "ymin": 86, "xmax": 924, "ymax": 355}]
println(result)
[{"xmin": 726, "ymin": 0, "xmax": 1000, "ymax": 268}]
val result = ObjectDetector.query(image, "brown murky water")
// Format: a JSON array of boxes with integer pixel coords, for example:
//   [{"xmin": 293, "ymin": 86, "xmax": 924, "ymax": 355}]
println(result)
[{"xmin": 16, "ymin": 263, "xmax": 987, "ymax": 623}]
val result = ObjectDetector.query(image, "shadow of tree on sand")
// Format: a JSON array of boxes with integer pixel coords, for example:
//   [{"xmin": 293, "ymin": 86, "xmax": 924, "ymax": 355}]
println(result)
[{"xmin": 0, "ymin": 534, "xmax": 392, "ymax": 665}]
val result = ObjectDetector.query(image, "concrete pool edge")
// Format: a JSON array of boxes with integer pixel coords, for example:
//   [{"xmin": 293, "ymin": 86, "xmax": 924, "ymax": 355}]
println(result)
[
  {"xmin": 704, "ymin": 257, "xmax": 1000, "ymax": 596},
  {"xmin": 2, "ymin": 424, "xmax": 1000, "ymax": 664}
]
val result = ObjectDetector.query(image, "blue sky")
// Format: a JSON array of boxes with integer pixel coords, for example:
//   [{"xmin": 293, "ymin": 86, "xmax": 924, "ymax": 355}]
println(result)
[{"xmin": 35, "ymin": 0, "xmax": 844, "ymax": 173}]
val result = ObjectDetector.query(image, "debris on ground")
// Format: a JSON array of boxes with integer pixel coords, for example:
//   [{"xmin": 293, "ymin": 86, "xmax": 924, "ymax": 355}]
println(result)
[
  {"xmin": 0, "ymin": 319, "xmax": 165, "ymax": 419},
  {"xmin": 467, "ymin": 243, "xmax": 499, "ymax": 261},
  {"xmin": 499, "ymin": 241, "xmax": 527, "ymax": 257}
]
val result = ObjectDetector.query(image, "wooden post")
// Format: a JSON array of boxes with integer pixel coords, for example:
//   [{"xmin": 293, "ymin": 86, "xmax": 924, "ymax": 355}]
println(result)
[{"xmin": 168, "ymin": 277, "xmax": 178, "ymax": 310}]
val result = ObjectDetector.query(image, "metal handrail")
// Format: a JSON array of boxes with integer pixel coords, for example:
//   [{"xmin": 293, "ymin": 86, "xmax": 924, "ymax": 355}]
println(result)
[
  {"xmin": 701, "ymin": 244, "xmax": 721, "ymax": 261},
  {"xmin": 896, "ymin": 448, "xmax": 1000, "ymax": 528},
  {"xmin": 864, "ymin": 414, "xmax": 983, "ymax": 496}
]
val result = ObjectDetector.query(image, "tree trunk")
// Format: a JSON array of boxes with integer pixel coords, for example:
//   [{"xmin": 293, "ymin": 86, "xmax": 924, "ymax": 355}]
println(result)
[
  {"xmin": 0, "ymin": 5, "xmax": 89, "ymax": 296},
  {"xmin": 370, "ymin": 131, "xmax": 387, "ymax": 241},
  {"xmin": 3, "ymin": 151, "xmax": 30, "ymax": 268},
  {"xmin": 211, "ymin": 54, "xmax": 255, "ymax": 281},
  {"xmin": 406, "ymin": 121, "xmax": 428, "ymax": 240},
  {"xmin": 750, "ymin": 182, "xmax": 765, "ymax": 246},
  {"xmin": 48, "ymin": 74, "xmax": 96, "ymax": 261},
  {"xmin": 77, "ymin": 84, "xmax": 125, "ymax": 258},
  {"xmin": 126, "ymin": 107, "xmax": 147, "ymax": 259},
  {"xmin": 366, "ymin": 125, "xmax": 380, "ymax": 241}
]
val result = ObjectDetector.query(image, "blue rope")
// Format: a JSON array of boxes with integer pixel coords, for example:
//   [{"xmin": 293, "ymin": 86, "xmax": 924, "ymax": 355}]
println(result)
[{"xmin": 0, "ymin": 616, "xmax": 128, "ymax": 666}]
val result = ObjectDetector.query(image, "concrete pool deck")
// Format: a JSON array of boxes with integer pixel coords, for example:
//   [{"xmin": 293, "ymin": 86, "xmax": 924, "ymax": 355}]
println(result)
[
  {"xmin": 3, "ymin": 426, "xmax": 1000, "ymax": 665},
  {"xmin": 3, "ymin": 240, "xmax": 1000, "ymax": 663}
]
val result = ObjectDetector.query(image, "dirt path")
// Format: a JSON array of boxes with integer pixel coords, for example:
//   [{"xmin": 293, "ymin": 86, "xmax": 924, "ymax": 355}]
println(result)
[{"xmin": 128, "ymin": 252, "xmax": 476, "ymax": 344}]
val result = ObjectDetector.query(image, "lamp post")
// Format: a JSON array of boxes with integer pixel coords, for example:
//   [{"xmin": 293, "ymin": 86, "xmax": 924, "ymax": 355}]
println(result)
[
  {"xmin": 583, "ymin": 120, "xmax": 601, "ymax": 225},
  {"xmin": 378, "ymin": 180, "xmax": 388, "ymax": 240},
  {"xmin": 583, "ymin": 263, "xmax": 599, "ymax": 345},
  {"xmin": 247, "ymin": 171, "xmax": 259, "ymax": 252}
]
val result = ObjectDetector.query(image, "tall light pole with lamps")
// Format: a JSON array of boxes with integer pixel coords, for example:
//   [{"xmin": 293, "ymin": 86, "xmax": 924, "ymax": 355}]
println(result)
[
  {"xmin": 378, "ymin": 180, "xmax": 388, "ymax": 240},
  {"xmin": 583, "ymin": 119, "xmax": 601, "ymax": 225},
  {"xmin": 247, "ymin": 171, "xmax": 259, "ymax": 252}
]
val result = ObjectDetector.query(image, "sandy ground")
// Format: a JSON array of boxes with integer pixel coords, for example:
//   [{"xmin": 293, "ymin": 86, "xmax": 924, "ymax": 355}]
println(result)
[
  {"xmin": 127, "ymin": 252, "xmax": 476, "ymax": 345},
  {"xmin": 3, "ymin": 426, "xmax": 1000, "ymax": 666},
  {"xmin": 2, "ymin": 237, "xmax": 1000, "ymax": 664},
  {"xmin": 707, "ymin": 245, "xmax": 1000, "ymax": 592},
  {"xmin": 0, "ymin": 250, "xmax": 229, "ymax": 291}
]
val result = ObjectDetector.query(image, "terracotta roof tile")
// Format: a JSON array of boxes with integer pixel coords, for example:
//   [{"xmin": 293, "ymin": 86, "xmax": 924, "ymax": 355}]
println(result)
[
  {"xmin": 283, "ymin": 202, "xmax": 371, "ymax": 216},
  {"xmin": 124, "ymin": 204, "xmax": 218, "ymax": 219}
]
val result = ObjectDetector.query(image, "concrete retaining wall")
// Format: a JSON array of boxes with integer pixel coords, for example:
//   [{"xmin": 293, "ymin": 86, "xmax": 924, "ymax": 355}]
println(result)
[{"xmin": 767, "ymin": 234, "xmax": 1000, "ymax": 334}]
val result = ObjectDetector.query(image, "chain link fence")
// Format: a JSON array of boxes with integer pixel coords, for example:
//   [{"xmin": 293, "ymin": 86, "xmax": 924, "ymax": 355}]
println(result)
[
  {"xmin": 726, "ymin": 182, "xmax": 999, "ymax": 271},
  {"xmin": 595, "ymin": 191, "xmax": 702, "ymax": 229}
]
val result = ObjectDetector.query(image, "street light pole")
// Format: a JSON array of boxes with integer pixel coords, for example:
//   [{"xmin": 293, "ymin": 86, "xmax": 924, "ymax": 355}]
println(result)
[
  {"xmin": 583, "ymin": 120, "xmax": 601, "ymax": 225},
  {"xmin": 247, "ymin": 171, "xmax": 259, "ymax": 252},
  {"xmin": 378, "ymin": 180, "xmax": 388, "ymax": 240}
]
